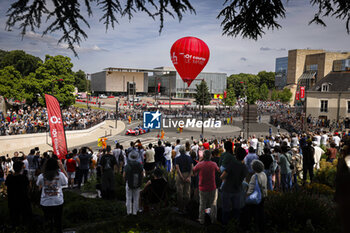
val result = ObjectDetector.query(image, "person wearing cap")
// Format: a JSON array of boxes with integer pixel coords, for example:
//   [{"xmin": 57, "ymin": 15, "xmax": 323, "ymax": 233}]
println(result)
[
  {"xmin": 175, "ymin": 145, "xmax": 193, "ymax": 213},
  {"xmin": 193, "ymin": 150, "xmax": 220, "ymax": 224},
  {"xmin": 333, "ymin": 132, "xmax": 341, "ymax": 149},
  {"xmin": 243, "ymin": 160, "xmax": 267, "ymax": 233},
  {"xmin": 123, "ymin": 150, "xmax": 144, "ymax": 215}
]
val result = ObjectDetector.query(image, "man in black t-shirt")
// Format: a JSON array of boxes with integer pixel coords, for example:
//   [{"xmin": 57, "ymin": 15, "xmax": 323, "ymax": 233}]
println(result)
[
  {"xmin": 5, "ymin": 161, "xmax": 32, "ymax": 227},
  {"xmin": 154, "ymin": 140, "xmax": 165, "ymax": 167},
  {"xmin": 175, "ymin": 146, "xmax": 193, "ymax": 212},
  {"xmin": 259, "ymin": 148, "xmax": 274, "ymax": 190},
  {"xmin": 100, "ymin": 145, "xmax": 117, "ymax": 199},
  {"xmin": 220, "ymin": 146, "xmax": 248, "ymax": 225}
]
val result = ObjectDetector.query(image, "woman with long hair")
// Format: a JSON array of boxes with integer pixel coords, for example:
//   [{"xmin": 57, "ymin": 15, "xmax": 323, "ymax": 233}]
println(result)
[{"xmin": 36, "ymin": 157, "xmax": 68, "ymax": 233}]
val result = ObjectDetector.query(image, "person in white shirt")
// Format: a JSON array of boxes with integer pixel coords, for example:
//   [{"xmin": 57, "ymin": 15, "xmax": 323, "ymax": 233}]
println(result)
[
  {"xmin": 291, "ymin": 133, "xmax": 299, "ymax": 148},
  {"xmin": 320, "ymin": 131, "xmax": 329, "ymax": 146},
  {"xmin": 164, "ymin": 142, "xmax": 172, "ymax": 172},
  {"xmin": 333, "ymin": 133, "xmax": 341, "ymax": 148},
  {"xmin": 174, "ymin": 139, "xmax": 182, "ymax": 158},
  {"xmin": 36, "ymin": 158, "xmax": 68, "ymax": 233},
  {"xmin": 312, "ymin": 141, "xmax": 324, "ymax": 170},
  {"xmin": 250, "ymin": 135, "xmax": 258, "ymax": 150},
  {"xmin": 314, "ymin": 133, "xmax": 321, "ymax": 146},
  {"xmin": 191, "ymin": 141, "xmax": 199, "ymax": 158}
]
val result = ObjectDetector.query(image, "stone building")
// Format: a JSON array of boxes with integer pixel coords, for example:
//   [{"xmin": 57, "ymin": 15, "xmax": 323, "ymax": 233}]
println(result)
[
  {"xmin": 274, "ymin": 49, "xmax": 350, "ymax": 104},
  {"xmin": 306, "ymin": 72, "xmax": 350, "ymax": 121},
  {"xmin": 91, "ymin": 67, "xmax": 227, "ymax": 98},
  {"xmin": 91, "ymin": 68, "xmax": 150, "ymax": 95}
]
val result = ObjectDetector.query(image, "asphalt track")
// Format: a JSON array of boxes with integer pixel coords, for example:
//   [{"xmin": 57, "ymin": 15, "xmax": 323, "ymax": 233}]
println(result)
[{"xmin": 83, "ymin": 116, "xmax": 287, "ymax": 151}]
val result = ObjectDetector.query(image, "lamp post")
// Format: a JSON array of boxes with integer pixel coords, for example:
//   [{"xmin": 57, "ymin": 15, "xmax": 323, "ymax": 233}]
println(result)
[
  {"xmin": 86, "ymin": 73, "xmax": 90, "ymax": 109},
  {"xmin": 168, "ymin": 73, "xmax": 171, "ymax": 109},
  {"xmin": 195, "ymin": 79, "xmax": 206, "ymax": 138},
  {"xmin": 116, "ymin": 98, "xmax": 119, "ymax": 129},
  {"xmin": 202, "ymin": 82, "xmax": 204, "ymax": 138},
  {"xmin": 132, "ymin": 76, "xmax": 135, "ymax": 109}
]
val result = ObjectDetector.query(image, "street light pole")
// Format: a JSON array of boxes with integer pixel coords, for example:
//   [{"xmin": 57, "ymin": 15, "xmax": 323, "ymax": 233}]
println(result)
[
  {"xmin": 202, "ymin": 81, "xmax": 205, "ymax": 138},
  {"xmin": 86, "ymin": 73, "xmax": 90, "ymax": 109},
  {"xmin": 133, "ymin": 76, "xmax": 135, "ymax": 108},
  {"xmin": 116, "ymin": 99, "xmax": 119, "ymax": 129},
  {"xmin": 169, "ymin": 75, "xmax": 171, "ymax": 109}
]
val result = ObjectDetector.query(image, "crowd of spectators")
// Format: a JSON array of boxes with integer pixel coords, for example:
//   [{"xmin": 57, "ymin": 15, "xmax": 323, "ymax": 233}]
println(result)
[
  {"xmin": 0, "ymin": 106, "xmax": 110, "ymax": 136},
  {"xmin": 2, "ymin": 128, "xmax": 350, "ymax": 232},
  {"xmin": 271, "ymin": 109, "xmax": 350, "ymax": 134}
]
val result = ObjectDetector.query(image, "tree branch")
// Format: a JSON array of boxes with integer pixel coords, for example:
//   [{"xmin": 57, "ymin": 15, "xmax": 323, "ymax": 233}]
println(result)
[{"xmin": 217, "ymin": 0, "xmax": 286, "ymax": 40}]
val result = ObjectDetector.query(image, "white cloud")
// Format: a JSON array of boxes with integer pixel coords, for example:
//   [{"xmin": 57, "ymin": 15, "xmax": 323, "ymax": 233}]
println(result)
[{"xmin": 23, "ymin": 31, "xmax": 108, "ymax": 54}]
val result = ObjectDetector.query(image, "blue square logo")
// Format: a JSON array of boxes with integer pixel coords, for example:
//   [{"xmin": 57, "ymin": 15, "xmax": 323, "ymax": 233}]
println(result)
[{"xmin": 143, "ymin": 111, "xmax": 161, "ymax": 129}]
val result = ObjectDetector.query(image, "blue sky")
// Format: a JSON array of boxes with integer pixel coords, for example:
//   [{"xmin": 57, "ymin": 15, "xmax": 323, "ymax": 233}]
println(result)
[{"xmin": 0, "ymin": 0, "xmax": 349, "ymax": 76}]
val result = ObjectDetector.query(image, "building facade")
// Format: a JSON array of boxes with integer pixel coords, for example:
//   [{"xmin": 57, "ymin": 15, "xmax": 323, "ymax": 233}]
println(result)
[
  {"xmin": 91, "ymin": 67, "xmax": 227, "ymax": 97},
  {"xmin": 274, "ymin": 49, "xmax": 350, "ymax": 104},
  {"xmin": 306, "ymin": 72, "xmax": 350, "ymax": 121},
  {"xmin": 149, "ymin": 67, "xmax": 227, "ymax": 98},
  {"xmin": 275, "ymin": 57, "xmax": 288, "ymax": 90},
  {"xmin": 91, "ymin": 68, "xmax": 149, "ymax": 95}
]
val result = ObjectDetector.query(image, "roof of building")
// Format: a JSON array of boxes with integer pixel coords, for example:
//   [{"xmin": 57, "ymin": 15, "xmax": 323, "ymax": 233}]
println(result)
[
  {"xmin": 104, "ymin": 67, "xmax": 169, "ymax": 72},
  {"xmin": 311, "ymin": 72, "xmax": 350, "ymax": 92}
]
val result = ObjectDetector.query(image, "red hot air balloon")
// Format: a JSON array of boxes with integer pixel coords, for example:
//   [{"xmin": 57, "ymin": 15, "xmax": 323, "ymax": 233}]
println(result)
[{"xmin": 170, "ymin": 37, "xmax": 210, "ymax": 87}]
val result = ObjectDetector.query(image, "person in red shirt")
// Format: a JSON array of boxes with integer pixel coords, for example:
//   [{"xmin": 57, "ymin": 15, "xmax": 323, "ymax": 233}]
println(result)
[
  {"xmin": 65, "ymin": 153, "xmax": 77, "ymax": 189},
  {"xmin": 203, "ymin": 139, "xmax": 210, "ymax": 150},
  {"xmin": 193, "ymin": 150, "xmax": 220, "ymax": 224}
]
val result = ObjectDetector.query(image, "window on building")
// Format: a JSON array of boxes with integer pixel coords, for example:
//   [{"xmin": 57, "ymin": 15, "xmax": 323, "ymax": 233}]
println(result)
[
  {"xmin": 320, "ymin": 100, "xmax": 328, "ymax": 113},
  {"xmin": 307, "ymin": 64, "xmax": 318, "ymax": 71},
  {"xmin": 348, "ymin": 101, "xmax": 350, "ymax": 113},
  {"xmin": 321, "ymin": 83, "xmax": 329, "ymax": 92}
]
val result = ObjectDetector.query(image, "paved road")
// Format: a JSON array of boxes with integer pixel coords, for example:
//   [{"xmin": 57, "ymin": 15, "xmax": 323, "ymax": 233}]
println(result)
[{"xmin": 83, "ymin": 116, "xmax": 287, "ymax": 151}]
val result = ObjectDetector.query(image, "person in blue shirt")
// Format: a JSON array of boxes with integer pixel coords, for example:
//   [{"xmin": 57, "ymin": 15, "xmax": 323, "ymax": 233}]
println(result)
[{"xmin": 244, "ymin": 147, "xmax": 258, "ymax": 182}]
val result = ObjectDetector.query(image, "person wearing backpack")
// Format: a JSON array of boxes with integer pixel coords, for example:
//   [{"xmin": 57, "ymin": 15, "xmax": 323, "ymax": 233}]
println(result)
[
  {"xmin": 100, "ymin": 146, "xmax": 117, "ymax": 199},
  {"xmin": 123, "ymin": 150, "xmax": 144, "ymax": 215}
]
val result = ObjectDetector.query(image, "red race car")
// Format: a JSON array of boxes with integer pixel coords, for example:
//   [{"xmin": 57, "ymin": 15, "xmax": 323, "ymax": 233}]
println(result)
[{"xmin": 125, "ymin": 127, "xmax": 147, "ymax": 136}]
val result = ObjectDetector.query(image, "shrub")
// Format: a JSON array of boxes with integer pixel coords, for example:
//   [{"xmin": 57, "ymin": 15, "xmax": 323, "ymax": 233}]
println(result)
[
  {"xmin": 303, "ymin": 183, "xmax": 335, "ymax": 197},
  {"xmin": 265, "ymin": 191, "xmax": 339, "ymax": 233},
  {"xmin": 63, "ymin": 191, "xmax": 125, "ymax": 227},
  {"xmin": 82, "ymin": 176, "xmax": 98, "ymax": 193},
  {"xmin": 314, "ymin": 159, "xmax": 337, "ymax": 188}
]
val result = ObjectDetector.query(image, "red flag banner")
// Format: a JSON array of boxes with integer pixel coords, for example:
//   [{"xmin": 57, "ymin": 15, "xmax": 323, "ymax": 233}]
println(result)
[
  {"xmin": 300, "ymin": 86, "xmax": 305, "ymax": 100},
  {"xmin": 45, "ymin": 94, "xmax": 67, "ymax": 159},
  {"xmin": 295, "ymin": 91, "xmax": 300, "ymax": 101},
  {"xmin": 224, "ymin": 90, "xmax": 227, "ymax": 99},
  {"xmin": 158, "ymin": 82, "xmax": 161, "ymax": 93}
]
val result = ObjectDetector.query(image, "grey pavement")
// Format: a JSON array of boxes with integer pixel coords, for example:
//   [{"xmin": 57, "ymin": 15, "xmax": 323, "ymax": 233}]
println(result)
[{"xmin": 83, "ymin": 117, "xmax": 287, "ymax": 151}]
